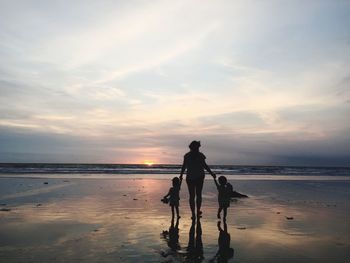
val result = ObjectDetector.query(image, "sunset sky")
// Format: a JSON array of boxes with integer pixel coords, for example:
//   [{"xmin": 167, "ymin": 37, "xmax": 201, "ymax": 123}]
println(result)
[{"xmin": 1, "ymin": 0, "xmax": 350, "ymax": 165}]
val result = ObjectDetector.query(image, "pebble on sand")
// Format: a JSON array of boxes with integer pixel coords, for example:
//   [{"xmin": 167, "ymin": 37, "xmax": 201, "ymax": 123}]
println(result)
[{"xmin": 286, "ymin": 216, "xmax": 294, "ymax": 220}]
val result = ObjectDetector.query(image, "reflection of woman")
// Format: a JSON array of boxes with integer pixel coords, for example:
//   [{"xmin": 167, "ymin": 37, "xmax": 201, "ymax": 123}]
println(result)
[
  {"xmin": 185, "ymin": 218, "xmax": 203, "ymax": 261},
  {"xmin": 180, "ymin": 141, "xmax": 216, "ymax": 219}
]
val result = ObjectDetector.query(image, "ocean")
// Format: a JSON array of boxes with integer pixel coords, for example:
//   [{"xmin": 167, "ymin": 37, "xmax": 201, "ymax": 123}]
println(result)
[{"xmin": 0, "ymin": 163, "xmax": 349, "ymax": 179}]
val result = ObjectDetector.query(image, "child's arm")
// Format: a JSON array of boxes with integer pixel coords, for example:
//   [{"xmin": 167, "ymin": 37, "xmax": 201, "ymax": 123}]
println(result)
[
  {"xmin": 163, "ymin": 188, "xmax": 171, "ymax": 198},
  {"xmin": 214, "ymin": 177, "xmax": 219, "ymax": 188},
  {"xmin": 179, "ymin": 158, "xmax": 186, "ymax": 181}
]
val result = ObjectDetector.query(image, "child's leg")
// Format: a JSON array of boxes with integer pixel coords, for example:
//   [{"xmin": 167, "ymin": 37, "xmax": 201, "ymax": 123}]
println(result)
[
  {"xmin": 175, "ymin": 206, "xmax": 180, "ymax": 218},
  {"xmin": 223, "ymin": 207, "xmax": 227, "ymax": 221},
  {"xmin": 171, "ymin": 205, "xmax": 175, "ymax": 218},
  {"xmin": 217, "ymin": 207, "xmax": 222, "ymax": 219}
]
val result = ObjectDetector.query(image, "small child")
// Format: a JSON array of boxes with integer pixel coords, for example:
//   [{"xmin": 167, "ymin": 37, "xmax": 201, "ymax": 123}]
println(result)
[
  {"xmin": 214, "ymin": 176, "xmax": 231, "ymax": 220},
  {"xmin": 162, "ymin": 177, "xmax": 182, "ymax": 219}
]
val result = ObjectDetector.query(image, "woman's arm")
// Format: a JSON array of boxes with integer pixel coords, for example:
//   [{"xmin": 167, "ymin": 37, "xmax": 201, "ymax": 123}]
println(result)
[{"xmin": 204, "ymin": 161, "xmax": 216, "ymax": 178}]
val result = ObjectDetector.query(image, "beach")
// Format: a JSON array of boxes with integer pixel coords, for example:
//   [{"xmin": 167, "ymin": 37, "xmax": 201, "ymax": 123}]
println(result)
[
  {"xmin": 1, "ymin": 1, "xmax": 350, "ymax": 262},
  {"xmin": 0, "ymin": 176, "xmax": 349, "ymax": 262}
]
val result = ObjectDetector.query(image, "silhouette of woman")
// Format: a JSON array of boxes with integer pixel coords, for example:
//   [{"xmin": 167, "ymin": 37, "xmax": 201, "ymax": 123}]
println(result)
[{"xmin": 180, "ymin": 141, "xmax": 216, "ymax": 219}]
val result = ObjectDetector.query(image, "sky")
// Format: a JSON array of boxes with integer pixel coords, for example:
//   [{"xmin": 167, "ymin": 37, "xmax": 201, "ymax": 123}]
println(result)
[{"xmin": 0, "ymin": 0, "xmax": 350, "ymax": 165}]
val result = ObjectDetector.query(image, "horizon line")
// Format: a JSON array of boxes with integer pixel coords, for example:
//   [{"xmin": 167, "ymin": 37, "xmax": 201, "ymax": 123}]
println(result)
[{"xmin": 0, "ymin": 162, "xmax": 349, "ymax": 169}]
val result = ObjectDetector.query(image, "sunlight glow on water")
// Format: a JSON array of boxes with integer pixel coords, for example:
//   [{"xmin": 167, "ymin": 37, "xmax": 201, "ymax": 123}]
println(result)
[{"xmin": 0, "ymin": 178, "xmax": 349, "ymax": 262}]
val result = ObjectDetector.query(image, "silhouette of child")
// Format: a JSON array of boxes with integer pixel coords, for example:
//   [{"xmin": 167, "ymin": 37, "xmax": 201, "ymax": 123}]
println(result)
[
  {"xmin": 214, "ymin": 176, "xmax": 231, "ymax": 220},
  {"xmin": 162, "ymin": 177, "xmax": 182, "ymax": 218}
]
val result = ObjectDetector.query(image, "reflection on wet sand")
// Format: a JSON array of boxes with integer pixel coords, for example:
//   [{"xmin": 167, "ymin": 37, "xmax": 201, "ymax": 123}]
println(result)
[
  {"xmin": 0, "ymin": 178, "xmax": 349, "ymax": 262},
  {"xmin": 161, "ymin": 216, "xmax": 235, "ymax": 263},
  {"xmin": 161, "ymin": 217, "xmax": 181, "ymax": 256},
  {"xmin": 161, "ymin": 217, "xmax": 205, "ymax": 262},
  {"xmin": 210, "ymin": 221, "xmax": 234, "ymax": 263},
  {"xmin": 185, "ymin": 219, "xmax": 204, "ymax": 262}
]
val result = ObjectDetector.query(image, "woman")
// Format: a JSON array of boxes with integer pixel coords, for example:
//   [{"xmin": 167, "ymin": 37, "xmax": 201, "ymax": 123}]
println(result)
[{"xmin": 180, "ymin": 141, "xmax": 216, "ymax": 219}]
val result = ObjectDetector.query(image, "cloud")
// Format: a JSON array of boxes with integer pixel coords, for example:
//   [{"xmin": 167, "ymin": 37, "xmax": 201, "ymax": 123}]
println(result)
[
  {"xmin": 93, "ymin": 24, "xmax": 218, "ymax": 84},
  {"xmin": 0, "ymin": 1, "xmax": 350, "ymax": 165}
]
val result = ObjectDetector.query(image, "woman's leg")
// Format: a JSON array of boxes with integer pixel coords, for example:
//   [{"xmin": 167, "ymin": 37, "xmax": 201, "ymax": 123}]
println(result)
[
  {"xmin": 187, "ymin": 180, "xmax": 196, "ymax": 218},
  {"xmin": 171, "ymin": 205, "xmax": 175, "ymax": 219},
  {"xmin": 195, "ymin": 179, "xmax": 204, "ymax": 215}
]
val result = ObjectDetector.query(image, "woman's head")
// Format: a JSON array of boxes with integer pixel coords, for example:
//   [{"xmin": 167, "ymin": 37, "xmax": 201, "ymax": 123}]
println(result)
[
  {"xmin": 189, "ymin": 140, "xmax": 201, "ymax": 152},
  {"xmin": 172, "ymin": 177, "xmax": 180, "ymax": 187},
  {"xmin": 218, "ymin": 176, "xmax": 227, "ymax": 185}
]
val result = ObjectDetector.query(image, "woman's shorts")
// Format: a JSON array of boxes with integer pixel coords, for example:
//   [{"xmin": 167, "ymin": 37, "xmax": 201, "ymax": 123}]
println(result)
[{"xmin": 186, "ymin": 177, "xmax": 204, "ymax": 190}]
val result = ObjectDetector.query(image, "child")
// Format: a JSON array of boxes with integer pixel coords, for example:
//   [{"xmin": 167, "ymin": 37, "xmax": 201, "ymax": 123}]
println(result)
[
  {"xmin": 162, "ymin": 177, "xmax": 182, "ymax": 219},
  {"xmin": 214, "ymin": 176, "xmax": 231, "ymax": 220}
]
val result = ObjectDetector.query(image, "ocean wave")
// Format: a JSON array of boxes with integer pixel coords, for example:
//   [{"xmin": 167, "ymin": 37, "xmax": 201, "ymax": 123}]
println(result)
[{"xmin": 0, "ymin": 164, "xmax": 349, "ymax": 177}]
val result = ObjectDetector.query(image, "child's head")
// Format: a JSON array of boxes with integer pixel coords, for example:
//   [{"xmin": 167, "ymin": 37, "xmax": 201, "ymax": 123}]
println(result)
[
  {"xmin": 218, "ymin": 176, "xmax": 227, "ymax": 186},
  {"xmin": 172, "ymin": 177, "xmax": 180, "ymax": 187}
]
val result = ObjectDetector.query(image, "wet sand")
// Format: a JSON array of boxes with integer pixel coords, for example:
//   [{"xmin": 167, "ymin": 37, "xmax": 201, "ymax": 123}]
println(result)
[{"xmin": 0, "ymin": 177, "xmax": 349, "ymax": 262}]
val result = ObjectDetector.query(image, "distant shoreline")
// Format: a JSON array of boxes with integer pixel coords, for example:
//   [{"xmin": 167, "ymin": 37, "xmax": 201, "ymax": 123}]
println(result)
[
  {"xmin": 0, "ymin": 163, "xmax": 349, "ymax": 168},
  {"xmin": 1, "ymin": 164, "xmax": 349, "ymax": 178},
  {"xmin": 1, "ymin": 174, "xmax": 349, "ymax": 181}
]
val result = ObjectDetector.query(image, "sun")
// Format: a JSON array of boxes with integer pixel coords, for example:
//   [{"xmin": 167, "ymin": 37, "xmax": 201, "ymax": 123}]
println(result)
[{"xmin": 143, "ymin": 160, "xmax": 154, "ymax": 166}]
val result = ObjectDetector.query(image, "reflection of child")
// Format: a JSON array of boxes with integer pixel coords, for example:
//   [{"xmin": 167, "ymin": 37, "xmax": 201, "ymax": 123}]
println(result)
[
  {"xmin": 162, "ymin": 177, "xmax": 182, "ymax": 218},
  {"xmin": 214, "ymin": 176, "xmax": 231, "ymax": 220},
  {"xmin": 161, "ymin": 217, "xmax": 181, "ymax": 258},
  {"xmin": 210, "ymin": 221, "xmax": 234, "ymax": 262}
]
